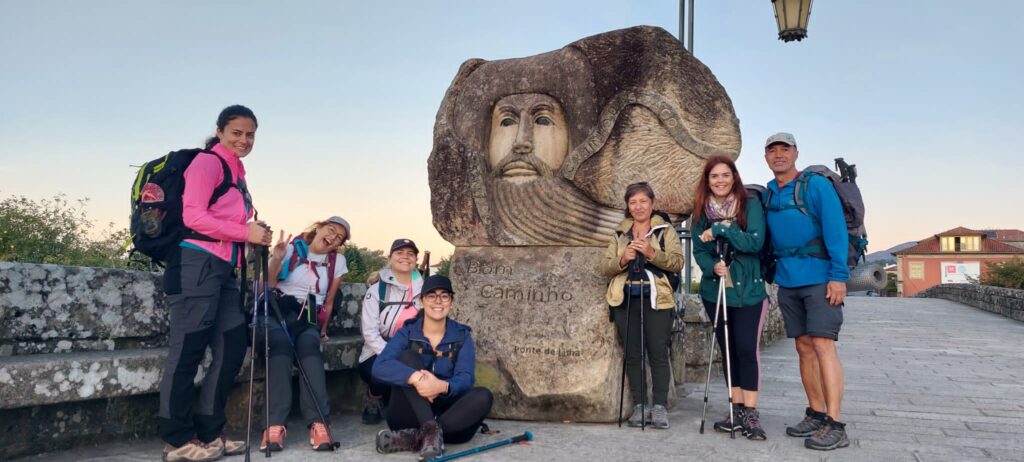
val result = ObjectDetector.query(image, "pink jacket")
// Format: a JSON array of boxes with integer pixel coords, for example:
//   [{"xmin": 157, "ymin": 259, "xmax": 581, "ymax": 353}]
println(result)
[{"xmin": 181, "ymin": 143, "xmax": 253, "ymax": 264}]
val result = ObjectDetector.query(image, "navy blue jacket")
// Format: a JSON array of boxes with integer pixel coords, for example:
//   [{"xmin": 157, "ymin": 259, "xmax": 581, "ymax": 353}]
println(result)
[{"xmin": 371, "ymin": 317, "xmax": 476, "ymax": 398}]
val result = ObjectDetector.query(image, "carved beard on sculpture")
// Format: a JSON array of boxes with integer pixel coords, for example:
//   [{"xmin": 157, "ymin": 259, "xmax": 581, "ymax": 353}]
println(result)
[{"xmin": 486, "ymin": 151, "xmax": 621, "ymax": 245}]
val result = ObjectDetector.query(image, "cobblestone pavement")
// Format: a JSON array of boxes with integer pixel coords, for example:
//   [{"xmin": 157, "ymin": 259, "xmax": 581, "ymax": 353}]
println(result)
[{"xmin": 17, "ymin": 297, "xmax": 1024, "ymax": 462}]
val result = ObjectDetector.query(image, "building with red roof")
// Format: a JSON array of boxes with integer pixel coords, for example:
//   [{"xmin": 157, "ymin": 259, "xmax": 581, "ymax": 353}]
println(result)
[{"xmin": 894, "ymin": 227, "xmax": 1024, "ymax": 296}]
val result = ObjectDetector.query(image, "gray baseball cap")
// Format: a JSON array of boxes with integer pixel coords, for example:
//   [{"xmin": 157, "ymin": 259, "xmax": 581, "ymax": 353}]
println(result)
[
  {"xmin": 326, "ymin": 216, "xmax": 351, "ymax": 238},
  {"xmin": 764, "ymin": 132, "xmax": 797, "ymax": 148}
]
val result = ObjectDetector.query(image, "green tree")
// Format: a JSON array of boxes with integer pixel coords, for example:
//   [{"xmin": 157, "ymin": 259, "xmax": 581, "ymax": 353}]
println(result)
[
  {"xmin": 436, "ymin": 256, "xmax": 451, "ymax": 277},
  {"xmin": 0, "ymin": 194, "xmax": 129, "ymax": 268},
  {"xmin": 982, "ymin": 258, "xmax": 1024, "ymax": 289},
  {"xmin": 342, "ymin": 243, "xmax": 388, "ymax": 284}
]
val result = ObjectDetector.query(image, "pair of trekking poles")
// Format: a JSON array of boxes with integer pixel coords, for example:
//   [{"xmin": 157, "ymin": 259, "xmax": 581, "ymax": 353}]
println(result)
[
  {"xmin": 617, "ymin": 252, "xmax": 650, "ymax": 430},
  {"xmin": 243, "ymin": 244, "xmax": 340, "ymax": 461},
  {"xmin": 699, "ymin": 240, "xmax": 737, "ymax": 438}
]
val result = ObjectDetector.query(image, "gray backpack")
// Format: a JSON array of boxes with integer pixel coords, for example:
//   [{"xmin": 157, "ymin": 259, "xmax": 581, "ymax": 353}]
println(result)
[{"xmin": 764, "ymin": 158, "xmax": 868, "ymax": 269}]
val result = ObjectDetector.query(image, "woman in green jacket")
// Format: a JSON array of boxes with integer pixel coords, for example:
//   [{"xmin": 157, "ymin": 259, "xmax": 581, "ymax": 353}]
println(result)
[
  {"xmin": 692, "ymin": 155, "xmax": 768, "ymax": 441},
  {"xmin": 601, "ymin": 182, "xmax": 684, "ymax": 430}
]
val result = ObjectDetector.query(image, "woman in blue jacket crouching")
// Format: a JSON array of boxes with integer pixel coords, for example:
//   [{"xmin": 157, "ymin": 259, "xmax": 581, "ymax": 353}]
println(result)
[{"xmin": 372, "ymin": 275, "xmax": 492, "ymax": 461}]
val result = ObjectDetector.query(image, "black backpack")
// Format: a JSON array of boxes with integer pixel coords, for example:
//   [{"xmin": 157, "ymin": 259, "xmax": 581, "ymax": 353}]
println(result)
[
  {"xmin": 743, "ymin": 184, "xmax": 776, "ymax": 284},
  {"xmin": 129, "ymin": 149, "xmax": 235, "ymax": 264},
  {"xmin": 762, "ymin": 158, "xmax": 869, "ymax": 271}
]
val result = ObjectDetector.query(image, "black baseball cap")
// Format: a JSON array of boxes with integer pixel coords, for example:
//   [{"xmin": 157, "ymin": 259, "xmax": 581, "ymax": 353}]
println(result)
[
  {"xmin": 420, "ymin": 275, "xmax": 454, "ymax": 296},
  {"xmin": 389, "ymin": 238, "xmax": 419, "ymax": 254}
]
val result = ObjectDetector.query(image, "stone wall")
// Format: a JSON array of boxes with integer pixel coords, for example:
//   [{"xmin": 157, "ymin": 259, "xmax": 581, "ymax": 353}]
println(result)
[
  {"xmin": 917, "ymin": 283, "xmax": 1024, "ymax": 322},
  {"xmin": 0, "ymin": 261, "xmax": 366, "ymax": 460},
  {"xmin": 0, "ymin": 261, "xmax": 787, "ymax": 458}
]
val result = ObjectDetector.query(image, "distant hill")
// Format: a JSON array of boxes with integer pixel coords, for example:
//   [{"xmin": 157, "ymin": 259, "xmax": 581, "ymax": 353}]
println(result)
[{"xmin": 866, "ymin": 241, "xmax": 917, "ymax": 263}]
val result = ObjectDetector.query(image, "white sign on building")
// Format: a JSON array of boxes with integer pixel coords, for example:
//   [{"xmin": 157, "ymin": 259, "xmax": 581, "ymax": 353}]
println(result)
[{"xmin": 940, "ymin": 261, "xmax": 980, "ymax": 284}]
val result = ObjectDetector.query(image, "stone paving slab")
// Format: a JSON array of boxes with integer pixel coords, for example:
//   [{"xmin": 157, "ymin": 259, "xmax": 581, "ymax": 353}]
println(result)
[{"xmin": 15, "ymin": 296, "xmax": 1024, "ymax": 461}]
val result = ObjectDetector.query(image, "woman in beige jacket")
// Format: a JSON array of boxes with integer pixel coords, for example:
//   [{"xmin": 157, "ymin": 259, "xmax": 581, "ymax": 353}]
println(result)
[{"xmin": 601, "ymin": 182, "xmax": 684, "ymax": 430}]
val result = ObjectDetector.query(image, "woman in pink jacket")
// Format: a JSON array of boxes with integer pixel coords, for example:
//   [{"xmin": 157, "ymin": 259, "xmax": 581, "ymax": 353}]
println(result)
[{"xmin": 159, "ymin": 105, "xmax": 273, "ymax": 462}]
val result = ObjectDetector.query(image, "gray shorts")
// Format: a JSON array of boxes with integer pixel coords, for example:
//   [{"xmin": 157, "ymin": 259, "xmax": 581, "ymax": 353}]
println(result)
[{"xmin": 778, "ymin": 283, "xmax": 843, "ymax": 340}]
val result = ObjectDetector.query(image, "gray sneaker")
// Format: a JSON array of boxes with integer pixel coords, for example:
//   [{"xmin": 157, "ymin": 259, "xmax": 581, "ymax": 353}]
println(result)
[
  {"xmin": 627, "ymin": 404, "xmax": 648, "ymax": 427},
  {"xmin": 804, "ymin": 418, "xmax": 850, "ymax": 451},
  {"xmin": 741, "ymin": 407, "xmax": 767, "ymax": 441},
  {"xmin": 713, "ymin": 404, "xmax": 744, "ymax": 433},
  {"xmin": 786, "ymin": 407, "xmax": 826, "ymax": 437},
  {"xmin": 650, "ymin": 405, "xmax": 670, "ymax": 429},
  {"xmin": 375, "ymin": 428, "xmax": 420, "ymax": 454}
]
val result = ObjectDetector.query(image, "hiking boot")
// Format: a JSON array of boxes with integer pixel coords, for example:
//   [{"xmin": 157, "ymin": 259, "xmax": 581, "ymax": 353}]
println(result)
[
  {"xmin": 309, "ymin": 422, "xmax": 333, "ymax": 451},
  {"xmin": 650, "ymin": 405, "xmax": 670, "ymax": 429},
  {"xmin": 259, "ymin": 425, "xmax": 287, "ymax": 452},
  {"xmin": 627, "ymin": 404, "xmax": 649, "ymax": 427},
  {"xmin": 209, "ymin": 435, "xmax": 245, "ymax": 457},
  {"xmin": 741, "ymin": 407, "xmax": 767, "ymax": 441},
  {"xmin": 713, "ymin": 404, "xmax": 745, "ymax": 433},
  {"xmin": 804, "ymin": 418, "xmax": 850, "ymax": 451},
  {"xmin": 375, "ymin": 428, "xmax": 421, "ymax": 454},
  {"xmin": 362, "ymin": 393, "xmax": 384, "ymax": 425},
  {"xmin": 786, "ymin": 407, "xmax": 827, "ymax": 437},
  {"xmin": 418, "ymin": 420, "xmax": 444, "ymax": 461},
  {"xmin": 162, "ymin": 439, "xmax": 223, "ymax": 462}
]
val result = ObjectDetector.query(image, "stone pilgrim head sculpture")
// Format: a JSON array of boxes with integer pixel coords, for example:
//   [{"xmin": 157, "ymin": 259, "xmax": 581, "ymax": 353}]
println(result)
[{"xmin": 429, "ymin": 26, "xmax": 742, "ymax": 246}]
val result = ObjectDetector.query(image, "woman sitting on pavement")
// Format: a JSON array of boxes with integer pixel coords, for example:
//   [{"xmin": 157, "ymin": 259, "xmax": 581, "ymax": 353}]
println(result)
[
  {"xmin": 372, "ymin": 275, "xmax": 494, "ymax": 461},
  {"xmin": 258, "ymin": 216, "xmax": 351, "ymax": 452},
  {"xmin": 358, "ymin": 239, "xmax": 425, "ymax": 424},
  {"xmin": 691, "ymin": 155, "xmax": 768, "ymax": 440},
  {"xmin": 601, "ymin": 182, "xmax": 684, "ymax": 430}
]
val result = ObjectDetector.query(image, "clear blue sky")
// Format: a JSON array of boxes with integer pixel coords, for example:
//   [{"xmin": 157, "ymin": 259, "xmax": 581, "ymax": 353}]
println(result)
[{"xmin": 2, "ymin": 1, "xmax": 1022, "ymax": 257}]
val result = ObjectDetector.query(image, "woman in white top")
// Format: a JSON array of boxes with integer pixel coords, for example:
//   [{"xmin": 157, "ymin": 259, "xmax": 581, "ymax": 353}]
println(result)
[
  {"xmin": 258, "ymin": 216, "xmax": 350, "ymax": 452},
  {"xmin": 358, "ymin": 238, "xmax": 424, "ymax": 424}
]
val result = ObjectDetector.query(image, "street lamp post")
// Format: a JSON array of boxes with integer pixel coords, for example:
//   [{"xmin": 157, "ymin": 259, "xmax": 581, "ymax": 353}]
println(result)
[{"xmin": 771, "ymin": 0, "xmax": 813, "ymax": 42}]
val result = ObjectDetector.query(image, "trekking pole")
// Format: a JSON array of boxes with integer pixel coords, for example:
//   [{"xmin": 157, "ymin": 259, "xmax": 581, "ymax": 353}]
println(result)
[
  {"xmin": 698, "ymin": 270, "xmax": 724, "ymax": 434},
  {"xmin": 255, "ymin": 245, "xmax": 273, "ymax": 457},
  {"xmin": 425, "ymin": 432, "xmax": 533, "ymax": 462},
  {"xmin": 617, "ymin": 279, "xmax": 632, "ymax": 428},
  {"xmin": 245, "ymin": 245, "xmax": 259, "ymax": 462},
  {"xmin": 636, "ymin": 253, "xmax": 647, "ymax": 431},
  {"xmin": 264, "ymin": 289, "xmax": 341, "ymax": 450},
  {"xmin": 718, "ymin": 241, "xmax": 737, "ymax": 439}
]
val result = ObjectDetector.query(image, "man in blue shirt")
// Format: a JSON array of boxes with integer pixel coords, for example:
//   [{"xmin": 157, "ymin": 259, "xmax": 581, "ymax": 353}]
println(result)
[{"xmin": 763, "ymin": 132, "xmax": 850, "ymax": 451}]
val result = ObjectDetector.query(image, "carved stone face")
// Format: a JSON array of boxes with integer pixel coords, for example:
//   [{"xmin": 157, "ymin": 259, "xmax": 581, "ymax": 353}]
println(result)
[{"xmin": 487, "ymin": 94, "xmax": 569, "ymax": 183}]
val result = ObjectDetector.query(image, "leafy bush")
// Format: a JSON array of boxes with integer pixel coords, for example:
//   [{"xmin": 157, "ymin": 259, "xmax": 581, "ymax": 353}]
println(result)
[
  {"xmin": 436, "ymin": 256, "xmax": 451, "ymax": 277},
  {"xmin": 982, "ymin": 258, "xmax": 1024, "ymax": 290},
  {"xmin": 0, "ymin": 194, "xmax": 129, "ymax": 268},
  {"xmin": 342, "ymin": 244, "xmax": 388, "ymax": 284}
]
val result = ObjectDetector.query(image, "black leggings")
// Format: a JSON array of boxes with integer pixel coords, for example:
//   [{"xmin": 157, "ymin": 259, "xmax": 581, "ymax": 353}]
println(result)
[
  {"xmin": 385, "ymin": 350, "xmax": 493, "ymax": 444},
  {"xmin": 702, "ymin": 298, "xmax": 768, "ymax": 392},
  {"xmin": 358, "ymin": 355, "xmax": 391, "ymax": 402},
  {"xmin": 613, "ymin": 295, "xmax": 673, "ymax": 407}
]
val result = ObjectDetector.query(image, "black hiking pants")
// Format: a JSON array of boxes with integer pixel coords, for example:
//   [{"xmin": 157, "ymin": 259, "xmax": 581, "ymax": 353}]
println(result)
[
  {"xmin": 613, "ymin": 293, "xmax": 673, "ymax": 407},
  {"xmin": 385, "ymin": 350, "xmax": 492, "ymax": 444},
  {"xmin": 159, "ymin": 247, "xmax": 248, "ymax": 447},
  {"xmin": 255, "ymin": 294, "xmax": 331, "ymax": 428}
]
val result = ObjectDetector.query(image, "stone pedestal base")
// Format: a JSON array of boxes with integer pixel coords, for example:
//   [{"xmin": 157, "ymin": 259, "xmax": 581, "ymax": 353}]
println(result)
[{"xmin": 450, "ymin": 246, "xmax": 675, "ymax": 422}]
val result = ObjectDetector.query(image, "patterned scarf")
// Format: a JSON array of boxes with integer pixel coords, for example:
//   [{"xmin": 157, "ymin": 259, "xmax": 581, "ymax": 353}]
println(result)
[{"xmin": 705, "ymin": 194, "xmax": 738, "ymax": 225}]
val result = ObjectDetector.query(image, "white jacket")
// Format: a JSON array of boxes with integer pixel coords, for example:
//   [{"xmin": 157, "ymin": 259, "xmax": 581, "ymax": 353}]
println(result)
[{"xmin": 358, "ymin": 268, "xmax": 423, "ymax": 363}]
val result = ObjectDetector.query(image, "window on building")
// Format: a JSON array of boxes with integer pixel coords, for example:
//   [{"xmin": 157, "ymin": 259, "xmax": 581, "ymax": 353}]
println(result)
[
  {"xmin": 909, "ymin": 262, "xmax": 925, "ymax": 279},
  {"xmin": 941, "ymin": 235, "xmax": 980, "ymax": 252}
]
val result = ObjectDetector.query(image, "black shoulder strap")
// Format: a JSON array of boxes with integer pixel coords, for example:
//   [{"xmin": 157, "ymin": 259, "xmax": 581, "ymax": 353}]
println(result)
[
  {"xmin": 407, "ymin": 338, "xmax": 464, "ymax": 370},
  {"xmin": 206, "ymin": 152, "xmax": 234, "ymax": 207}
]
